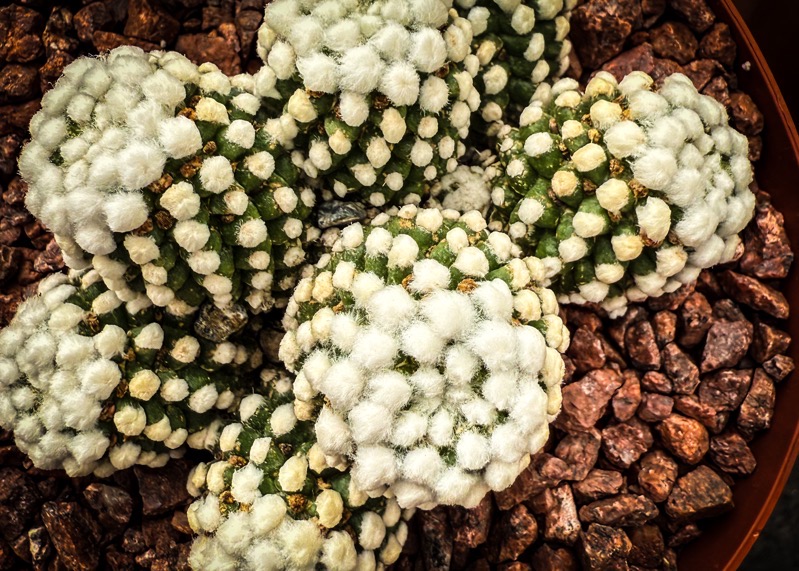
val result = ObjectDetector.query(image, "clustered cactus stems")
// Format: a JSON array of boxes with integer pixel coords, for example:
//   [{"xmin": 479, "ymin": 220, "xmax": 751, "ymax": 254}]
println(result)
[
  {"xmin": 187, "ymin": 372, "xmax": 410, "ymax": 570},
  {"xmin": 2, "ymin": 0, "xmax": 762, "ymax": 567},
  {"xmin": 255, "ymin": 0, "xmax": 485, "ymax": 208},
  {"xmin": 0, "ymin": 271, "xmax": 262, "ymax": 477},
  {"xmin": 280, "ymin": 206, "xmax": 569, "ymax": 509},
  {"xmin": 490, "ymin": 71, "xmax": 755, "ymax": 316},
  {"xmin": 457, "ymin": 0, "xmax": 576, "ymax": 129},
  {"xmin": 19, "ymin": 47, "xmax": 314, "ymax": 314}
]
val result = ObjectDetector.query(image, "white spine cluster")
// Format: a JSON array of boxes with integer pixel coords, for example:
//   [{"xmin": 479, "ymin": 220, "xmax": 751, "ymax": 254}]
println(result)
[{"xmin": 280, "ymin": 207, "xmax": 568, "ymax": 509}]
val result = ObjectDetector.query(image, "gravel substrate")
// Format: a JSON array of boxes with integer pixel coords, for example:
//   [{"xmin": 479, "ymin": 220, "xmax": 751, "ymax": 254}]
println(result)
[{"xmin": 0, "ymin": 0, "xmax": 794, "ymax": 570}]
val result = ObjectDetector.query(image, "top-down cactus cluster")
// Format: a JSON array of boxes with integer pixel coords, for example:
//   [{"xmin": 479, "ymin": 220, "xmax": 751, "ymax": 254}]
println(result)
[{"xmin": 1, "ymin": 0, "xmax": 756, "ymax": 569}]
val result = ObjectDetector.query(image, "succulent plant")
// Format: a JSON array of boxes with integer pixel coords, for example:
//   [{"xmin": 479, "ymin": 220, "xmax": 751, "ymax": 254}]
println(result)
[
  {"xmin": 457, "ymin": 0, "xmax": 576, "ymax": 130},
  {"xmin": 19, "ymin": 47, "xmax": 313, "ymax": 314},
  {"xmin": 0, "ymin": 271, "xmax": 261, "ymax": 477},
  {"xmin": 254, "ymin": 0, "xmax": 484, "ymax": 208},
  {"xmin": 187, "ymin": 371, "xmax": 410, "ymax": 570},
  {"xmin": 490, "ymin": 71, "xmax": 755, "ymax": 315},
  {"xmin": 279, "ymin": 206, "xmax": 568, "ymax": 509}
]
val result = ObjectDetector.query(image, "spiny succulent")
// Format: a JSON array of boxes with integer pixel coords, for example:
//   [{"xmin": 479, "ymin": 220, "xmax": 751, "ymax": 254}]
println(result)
[
  {"xmin": 254, "ymin": 0, "xmax": 483, "ymax": 208},
  {"xmin": 457, "ymin": 0, "xmax": 576, "ymax": 130},
  {"xmin": 19, "ymin": 47, "xmax": 313, "ymax": 314},
  {"xmin": 490, "ymin": 72, "xmax": 754, "ymax": 315},
  {"xmin": 279, "ymin": 206, "xmax": 568, "ymax": 509},
  {"xmin": 0, "ymin": 271, "xmax": 261, "ymax": 477},
  {"xmin": 187, "ymin": 371, "xmax": 410, "ymax": 571}
]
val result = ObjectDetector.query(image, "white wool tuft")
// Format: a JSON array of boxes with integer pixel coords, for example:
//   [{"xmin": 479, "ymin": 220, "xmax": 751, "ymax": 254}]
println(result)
[
  {"xmin": 401, "ymin": 322, "xmax": 444, "ymax": 365},
  {"xmin": 349, "ymin": 401, "xmax": 394, "ymax": 445},
  {"xmin": 339, "ymin": 45, "xmax": 384, "ymax": 94},
  {"xmin": 117, "ymin": 142, "xmax": 166, "ymax": 190},
  {"xmin": 456, "ymin": 431, "xmax": 491, "ymax": 470},
  {"xmin": 636, "ymin": 197, "xmax": 672, "ymax": 243},
  {"xmin": 158, "ymin": 116, "xmax": 202, "ymax": 159},
  {"xmin": 199, "ymin": 156, "xmax": 234, "ymax": 194},
  {"xmin": 380, "ymin": 62, "xmax": 420, "ymax": 106},
  {"xmin": 351, "ymin": 445, "xmax": 399, "ymax": 490},
  {"xmin": 633, "ymin": 148, "xmax": 678, "ymax": 191}
]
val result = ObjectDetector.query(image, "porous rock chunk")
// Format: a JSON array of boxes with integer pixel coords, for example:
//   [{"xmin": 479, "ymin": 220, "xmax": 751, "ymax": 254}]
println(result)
[
  {"xmin": 658, "ymin": 414, "xmax": 710, "ymax": 464},
  {"xmin": 554, "ymin": 369, "xmax": 624, "ymax": 433},
  {"xmin": 602, "ymin": 418, "xmax": 654, "ymax": 469},
  {"xmin": 665, "ymin": 466, "xmax": 733, "ymax": 521},
  {"xmin": 637, "ymin": 450, "xmax": 679, "ymax": 503},
  {"xmin": 578, "ymin": 494, "xmax": 659, "ymax": 527}
]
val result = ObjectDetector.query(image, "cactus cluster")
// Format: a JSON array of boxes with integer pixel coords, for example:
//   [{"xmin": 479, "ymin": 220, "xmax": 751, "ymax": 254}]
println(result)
[{"xmin": 0, "ymin": 0, "xmax": 760, "ymax": 568}]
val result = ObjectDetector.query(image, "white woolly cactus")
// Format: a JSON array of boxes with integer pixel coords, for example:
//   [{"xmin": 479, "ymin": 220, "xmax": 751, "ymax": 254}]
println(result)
[
  {"xmin": 255, "ymin": 0, "xmax": 483, "ymax": 207},
  {"xmin": 0, "ymin": 271, "xmax": 262, "ymax": 477},
  {"xmin": 187, "ymin": 371, "xmax": 410, "ymax": 570},
  {"xmin": 279, "ymin": 206, "xmax": 568, "ymax": 509},
  {"xmin": 456, "ymin": 0, "xmax": 576, "ymax": 129},
  {"xmin": 491, "ymin": 72, "xmax": 755, "ymax": 316},
  {"xmin": 19, "ymin": 46, "xmax": 312, "ymax": 314}
]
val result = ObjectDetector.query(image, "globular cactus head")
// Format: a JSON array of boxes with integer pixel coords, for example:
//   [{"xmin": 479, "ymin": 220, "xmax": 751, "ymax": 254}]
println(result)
[
  {"xmin": 491, "ymin": 71, "xmax": 755, "ymax": 316},
  {"xmin": 280, "ymin": 206, "xmax": 568, "ymax": 509},
  {"xmin": 187, "ymin": 372, "xmax": 410, "ymax": 571},
  {"xmin": 0, "ymin": 271, "xmax": 261, "ymax": 477},
  {"xmin": 19, "ymin": 47, "xmax": 313, "ymax": 314}
]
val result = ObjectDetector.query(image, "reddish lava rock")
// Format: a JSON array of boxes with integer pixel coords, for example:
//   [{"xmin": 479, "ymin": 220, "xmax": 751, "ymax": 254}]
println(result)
[
  {"xmin": 554, "ymin": 429, "xmax": 602, "ymax": 481},
  {"xmin": 573, "ymin": 470, "xmax": 625, "ymax": 504},
  {"xmin": 628, "ymin": 524, "xmax": 667, "ymax": 568},
  {"xmin": 665, "ymin": 466, "xmax": 733, "ymax": 521},
  {"xmin": 662, "ymin": 342, "xmax": 700, "ymax": 394},
  {"xmin": 763, "ymin": 354, "xmax": 795, "ymax": 381},
  {"xmin": 626, "ymin": 319, "xmax": 661, "ymax": 370},
  {"xmin": 41, "ymin": 502, "xmax": 101, "ymax": 571},
  {"xmin": 567, "ymin": 326, "xmax": 607, "ymax": 374},
  {"xmin": 542, "ymin": 485, "xmax": 581, "ymax": 544},
  {"xmin": 554, "ymin": 368, "xmax": 623, "ymax": 433},
  {"xmin": 531, "ymin": 544, "xmax": 580, "ymax": 571},
  {"xmin": 678, "ymin": 291, "xmax": 714, "ymax": 347},
  {"xmin": 697, "ymin": 368, "xmax": 752, "ymax": 412},
  {"xmin": 489, "ymin": 505, "xmax": 538, "ymax": 563},
  {"xmin": 700, "ymin": 319, "xmax": 753, "ymax": 372},
  {"xmin": 641, "ymin": 370, "xmax": 672, "ymax": 394},
  {"xmin": 638, "ymin": 450, "xmax": 679, "ymax": 503},
  {"xmin": 638, "ymin": 392, "xmax": 674, "ymax": 422},
  {"xmin": 658, "ymin": 414, "xmax": 710, "ymax": 464},
  {"xmin": 649, "ymin": 21, "xmax": 698, "ymax": 64},
  {"xmin": 710, "ymin": 431, "xmax": 757, "ymax": 476},
  {"xmin": 697, "ymin": 22, "xmax": 737, "ymax": 67},
  {"xmin": 570, "ymin": 0, "xmax": 643, "ymax": 69},
  {"xmin": 612, "ymin": 370, "xmax": 642, "ymax": 422},
  {"xmin": 737, "ymin": 368, "xmax": 777, "ymax": 437},
  {"xmin": 669, "ymin": 0, "xmax": 716, "ymax": 32},
  {"xmin": 578, "ymin": 494, "xmax": 659, "ymax": 527},
  {"xmin": 580, "ymin": 523, "xmax": 632, "ymax": 571},
  {"xmin": 739, "ymin": 200, "xmax": 794, "ymax": 279},
  {"xmin": 175, "ymin": 33, "xmax": 242, "ymax": 75},
  {"xmin": 652, "ymin": 310, "xmax": 677, "ymax": 347},
  {"xmin": 602, "ymin": 418, "xmax": 654, "ymax": 469},
  {"xmin": 729, "ymin": 92, "xmax": 765, "ymax": 136},
  {"xmin": 751, "ymin": 321, "xmax": 792, "ymax": 362},
  {"xmin": 134, "ymin": 461, "xmax": 191, "ymax": 517}
]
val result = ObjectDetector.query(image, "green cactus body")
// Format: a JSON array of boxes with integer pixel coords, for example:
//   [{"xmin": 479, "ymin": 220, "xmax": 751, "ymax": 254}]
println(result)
[
  {"xmin": 254, "ymin": 0, "xmax": 482, "ymax": 208},
  {"xmin": 0, "ymin": 271, "xmax": 261, "ymax": 477},
  {"xmin": 490, "ymin": 72, "xmax": 755, "ymax": 316},
  {"xmin": 278, "ymin": 206, "xmax": 568, "ymax": 510},
  {"xmin": 19, "ymin": 48, "xmax": 312, "ymax": 314},
  {"xmin": 458, "ymin": 0, "xmax": 576, "ymax": 132},
  {"xmin": 187, "ymin": 373, "xmax": 410, "ymax": 571}
]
